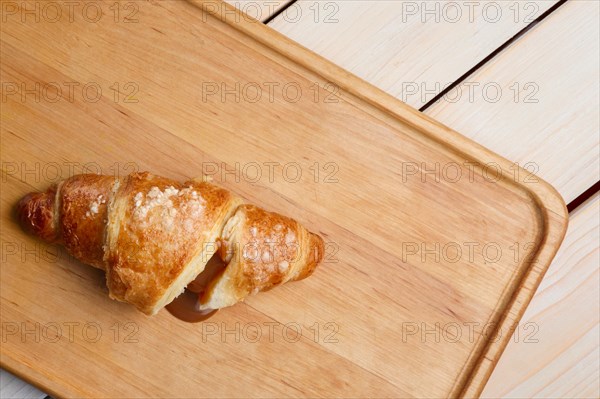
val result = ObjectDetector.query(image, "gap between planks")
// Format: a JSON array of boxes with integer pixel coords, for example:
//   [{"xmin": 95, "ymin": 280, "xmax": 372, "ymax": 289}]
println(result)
[
  {"xmin": 419, "ymin": 0, "xmax": 569, "ymax": 112},
  {"xmin": 567, "ymin": 181, "xmax": 600, "ymax": 213},
  {"xmin": 264, "ymin": 0, "xmax": 298, "ymax": 24}
]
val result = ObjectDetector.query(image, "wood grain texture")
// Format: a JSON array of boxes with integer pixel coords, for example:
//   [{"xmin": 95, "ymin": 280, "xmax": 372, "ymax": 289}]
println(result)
[
  {"xmin": 224, "ymin": 0, "xmax": 293, "ymax": 22},
  {"xmin": 426, "ymin": 0, "xmax": 600, "ymax": 204},
  {"xmin": 482, "ymin": 194, "xmax": 600, "ymax": 398},
  {"xmin": 268, "ymin": 0, "xmax": 557, "ymax": 108},
  {"xmin": 0, "ymin": 1, "xmax": 567, "ymax": 397},
  {"xmin": 0, "ymin": 370, "xmax": 45, "ymax": 399}
]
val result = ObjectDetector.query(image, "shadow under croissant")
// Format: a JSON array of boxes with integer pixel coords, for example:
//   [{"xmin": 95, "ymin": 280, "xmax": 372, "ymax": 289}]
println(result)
[{"xmin": 165, "ymin": 253, "xmax": 226, "ymax": 323}]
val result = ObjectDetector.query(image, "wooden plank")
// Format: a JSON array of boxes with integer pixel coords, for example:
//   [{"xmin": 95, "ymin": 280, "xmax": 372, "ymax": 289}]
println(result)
[
  {"xmin": 268, "ymin": 0, "xmax": 557, "ymax": 108},
  {"xmin": 426, "ymin": 0, "xmax": 600, "ymax": 203},
  {"xmin": 0, "ymin": 370, "xmax": 45, "ymax": 399},
  {"xmin": 224, "ymin": 0, "xmax": 293, "ymax": 22},
  {"xmin": 482, "ymin": 194, "xmax": 600, "ymax": 398},
  {"xmin": 0, "ymin": 1, "xmax": 567, "ymax": 397}
]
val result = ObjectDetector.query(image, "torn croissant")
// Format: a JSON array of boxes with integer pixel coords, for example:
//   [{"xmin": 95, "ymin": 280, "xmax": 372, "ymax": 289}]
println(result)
[{"xmin": 17, "ymin": 172, "xmax": 324, "ymax": 315}]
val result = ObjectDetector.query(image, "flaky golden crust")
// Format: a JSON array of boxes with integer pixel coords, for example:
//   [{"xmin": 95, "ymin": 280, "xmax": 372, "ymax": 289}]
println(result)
[
  {"xmin": 16, "ymin": 175, "xmax": 117, "ymax": 269},
  {"xmin": 16, "ymin": 185, "xmax": 59, "ymax": 243},
  {"xmin": 199, "ymin": 204, "xmax": 325, "ymax": 310},
  {"xmin": 17, "ymin": 172, "xmax": 324, "ymax": 315},
  {"xmin": 105, "ymin": 172, "xmax": 241, "ymax": 314},
  {"xmin": 60, "ymin": 174, "xmax": 117, "ymax": 269}
]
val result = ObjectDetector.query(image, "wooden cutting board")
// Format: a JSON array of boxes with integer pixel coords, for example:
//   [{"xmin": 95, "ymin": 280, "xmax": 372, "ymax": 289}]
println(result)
[{"xmin": 0, "ymin": 1, "xmax": 568, "ymax": 397}]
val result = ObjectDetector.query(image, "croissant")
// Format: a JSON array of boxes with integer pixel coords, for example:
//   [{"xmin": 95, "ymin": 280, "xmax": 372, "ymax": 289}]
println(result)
[{"xmin": 16, "ymin": 172, "xmax": 324, "ymax": 316}]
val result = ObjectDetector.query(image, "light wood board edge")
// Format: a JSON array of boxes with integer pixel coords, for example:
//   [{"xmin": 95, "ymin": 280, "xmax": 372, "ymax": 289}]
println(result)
[
  {"xmin": 0, "ymin": 360, "xmax": 63, "ymax": 399},
  {"xmin": 482, "ymin": 193, "xmax": 599, "ymax": 398},
  {"xmin": 193, "ymin": 1, "xmax": 569, "ymax": 397},
  {"xmin": 460, "ymin": 202, "xmax": 568, "ymax": 397},
  {"xmin": 0, "ymin": 369, "xmax": 45, "ymax": 399}
]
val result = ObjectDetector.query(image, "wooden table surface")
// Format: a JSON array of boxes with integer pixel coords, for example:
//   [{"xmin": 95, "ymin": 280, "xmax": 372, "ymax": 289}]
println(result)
[{"xmin": 1, "ymin": 0, "xmax": 598, "ymax": 397}]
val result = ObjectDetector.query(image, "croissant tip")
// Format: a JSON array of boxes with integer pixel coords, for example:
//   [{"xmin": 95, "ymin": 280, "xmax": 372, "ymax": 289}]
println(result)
[
  {"xmin": 15, "ymin": 191, "xmax": 35, "ymax": 227},
  {"xmin": 312, "ymin": 233, "xmax": 325, "ymax": 264},
  {"xmin": 16, "ymin": 189, "xmax": 58, "ymax": 242}
]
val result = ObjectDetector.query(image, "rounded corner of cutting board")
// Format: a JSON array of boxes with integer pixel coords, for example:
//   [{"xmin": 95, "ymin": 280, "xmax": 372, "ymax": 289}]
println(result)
[
  {"xmin": 527, "ymin": 175, "xmax": 570, "ymax": 251},
  {"xmin": 457, "ymin": 178, "xmax": 570, "ymax": 398}
]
